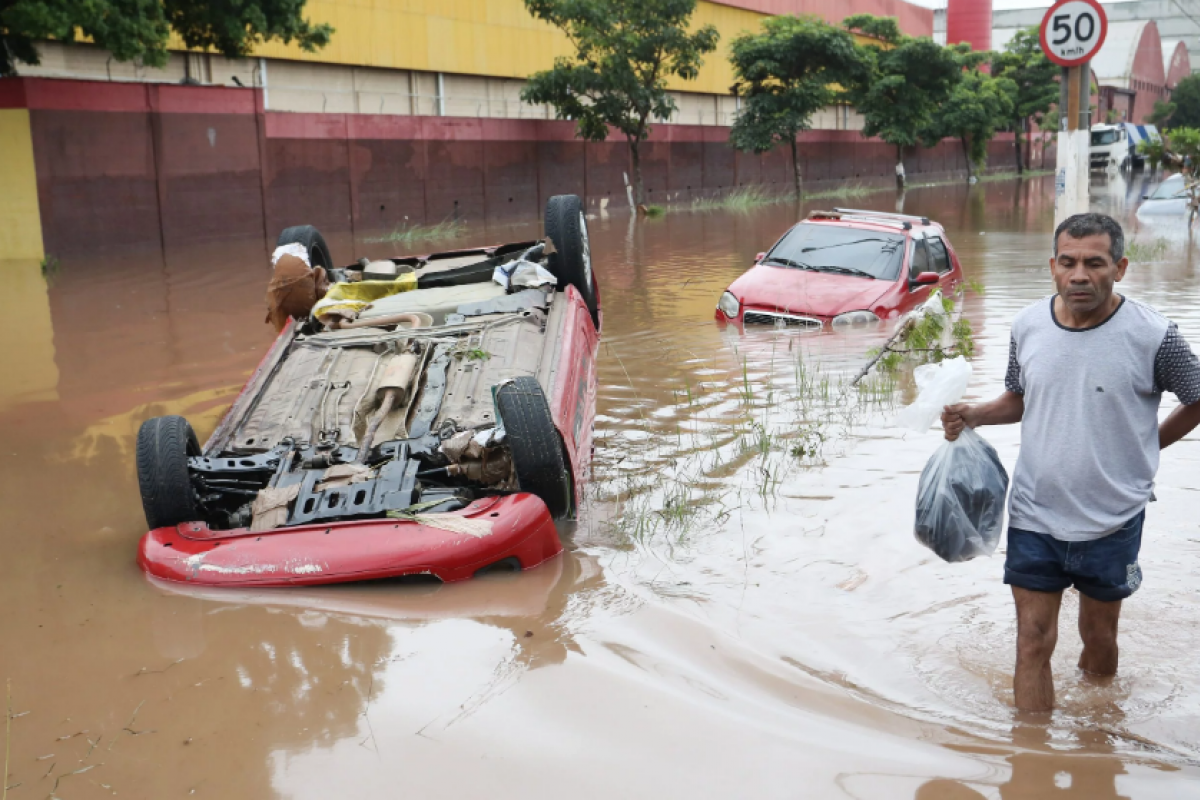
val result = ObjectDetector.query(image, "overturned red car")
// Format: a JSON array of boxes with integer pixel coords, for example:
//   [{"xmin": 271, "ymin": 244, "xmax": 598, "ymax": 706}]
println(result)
[
  {"xmin": 135, "ymin": 195, "xmax": 600, "ymax": 587},
  {"xmin": 716, "ymin": 208, "xmax": 962, "ymax": 329}
]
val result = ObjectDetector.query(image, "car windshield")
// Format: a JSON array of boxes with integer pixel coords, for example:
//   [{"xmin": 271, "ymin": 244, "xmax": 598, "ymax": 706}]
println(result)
[
  {"xmin": 764, "ymin": 224, "xmax": 906, "ymax": 281},
  {"xmin": 1091, "ymin": 130, "xmax": 1119, "ymax": 146},
  {"xmin": 1148, "ymin": 174, "xmax": 1187, "ymax": 199}
]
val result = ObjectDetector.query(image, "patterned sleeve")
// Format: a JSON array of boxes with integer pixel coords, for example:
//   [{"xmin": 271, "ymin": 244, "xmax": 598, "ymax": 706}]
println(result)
[
  {"xmin": 1154, "ymin": 323, "xmax": 1200, "ymax": 404},
  {"xmin": 1005, "ymin": 335, "xmax": 1024, "ymax": 395}
]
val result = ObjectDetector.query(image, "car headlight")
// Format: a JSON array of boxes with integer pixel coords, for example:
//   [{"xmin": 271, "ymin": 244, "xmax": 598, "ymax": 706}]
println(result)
[
  {"xmin": 717, "ymin": 291, "xmax": 740, "ymax": 319},
  {"xmin": 831, "ymin": 310, "xmax": 880, "ymax": 328}
]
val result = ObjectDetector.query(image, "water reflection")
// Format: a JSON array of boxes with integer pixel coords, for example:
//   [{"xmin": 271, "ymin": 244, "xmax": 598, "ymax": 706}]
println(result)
[
  {"xmin": 4, "ymin": 174, "xmax": 1200, "ymax": 796},
  {"xmin": 921, "ymin": 724, "xmax": 1142, "ymax": 799}
]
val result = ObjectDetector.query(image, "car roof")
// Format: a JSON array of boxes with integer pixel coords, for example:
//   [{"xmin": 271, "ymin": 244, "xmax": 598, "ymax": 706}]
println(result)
[{"xmin": 804, "ymin": 209, "xmax": 946, "ymax": 236}]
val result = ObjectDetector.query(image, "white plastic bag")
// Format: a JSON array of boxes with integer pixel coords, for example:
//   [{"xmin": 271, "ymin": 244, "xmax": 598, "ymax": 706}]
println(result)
[
  {"xmin": 493, "ymin": 259, "xmax": 557, "ymax": 291},
  {"xmin": 271, "ymin": 242, "xmax": 310, "ymax": 267},
  {"xmin": 914, "ymin": 427, "xmax": 1009, "ymax": 562},
  {"xmin": 895, "ymin": 355, "xmax": 971, "ymax": 433}
]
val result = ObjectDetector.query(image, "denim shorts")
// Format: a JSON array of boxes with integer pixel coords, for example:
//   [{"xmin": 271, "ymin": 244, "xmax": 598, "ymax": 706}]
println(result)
[{"xmin": 1003, "ymin": 510, "xmax": 1144, "ymax": 602}]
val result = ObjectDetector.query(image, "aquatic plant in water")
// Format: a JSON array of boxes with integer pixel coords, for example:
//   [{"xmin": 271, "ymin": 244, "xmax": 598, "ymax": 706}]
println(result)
[{"xmin": 364, "ymin": 218, "xmax": 468, "ymax": 245}]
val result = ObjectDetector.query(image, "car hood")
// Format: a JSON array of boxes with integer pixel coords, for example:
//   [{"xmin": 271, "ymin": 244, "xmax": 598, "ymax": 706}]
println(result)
[{"xmin": 728, "ymin": 265, "xmax": 893, "ymax": 317}]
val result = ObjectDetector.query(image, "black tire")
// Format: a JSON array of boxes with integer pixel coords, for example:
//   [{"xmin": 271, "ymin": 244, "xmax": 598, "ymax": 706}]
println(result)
[
  {"xmin": 496, "ymin": 377, "xmax": 572, "ymax": 519},
  {"xmin": 136, "ymin": 415, "xmax": 202, "ymax": 530},
  {"xmin": 544, "ymin": 195, "xmax": 599, "ymax": 328},
  {"xmin": 276, "ymin": 225, "xmax": 333, "ymax": 270}
]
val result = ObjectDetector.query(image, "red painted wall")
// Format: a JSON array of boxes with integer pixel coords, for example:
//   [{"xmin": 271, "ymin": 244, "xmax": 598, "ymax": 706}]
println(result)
[
  {"xmin": 946, "ymin": 0, "xmax": 991, "ymax": 52},
  {"xmin": 5, "ymin": 78, "xmax": 1012, "ymax": 257},
  {"xmin": 709, "ymin": 0, "xmax": 933, "ymax": 37},
  {"xmin": 1165, "ymin": 42, "xmax": 1191, "ymax": 90},
  {"xmin": 1130, "ymin": 23, "xmax": 1167, "ymax": 124}
]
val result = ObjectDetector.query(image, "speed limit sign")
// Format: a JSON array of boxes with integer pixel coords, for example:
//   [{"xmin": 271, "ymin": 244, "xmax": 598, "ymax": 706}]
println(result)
[{"xmin": 1040, "ymin": 0, "xmax": 1108, "ymax": 67}]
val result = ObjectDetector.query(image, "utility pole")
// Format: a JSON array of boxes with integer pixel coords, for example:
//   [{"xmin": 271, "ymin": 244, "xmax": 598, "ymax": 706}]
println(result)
[{"xmin": 1040, "ymin": 0, "xmax": 1107, "ymax": 227}]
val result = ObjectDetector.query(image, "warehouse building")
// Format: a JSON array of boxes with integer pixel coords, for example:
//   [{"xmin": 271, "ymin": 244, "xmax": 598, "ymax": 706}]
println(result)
[
  {"xmin": 936, "ymin": 1, "xmax": 1195, "ymax": 126},
  {"xmin": 2, "ymin": 0, "xmax": 1026, "ymax": 260}
]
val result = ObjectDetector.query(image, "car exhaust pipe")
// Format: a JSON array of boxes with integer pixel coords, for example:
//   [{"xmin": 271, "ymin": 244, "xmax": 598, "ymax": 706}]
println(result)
[{"xmin": 356, "ymin": 350, "xmax": 420, "ymax": 463}]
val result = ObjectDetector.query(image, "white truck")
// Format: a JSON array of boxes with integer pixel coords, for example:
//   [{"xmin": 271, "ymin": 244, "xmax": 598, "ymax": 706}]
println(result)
[{"xmin": 1089, "ymin": 122, "xmax": 1160, "ymax": 171}]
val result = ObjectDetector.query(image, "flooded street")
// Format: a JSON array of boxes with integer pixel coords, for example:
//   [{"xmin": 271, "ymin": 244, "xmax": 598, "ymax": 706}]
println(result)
[{"xmin": 5, "ymin": 174, "xmax": 1200, "ymax": 798}]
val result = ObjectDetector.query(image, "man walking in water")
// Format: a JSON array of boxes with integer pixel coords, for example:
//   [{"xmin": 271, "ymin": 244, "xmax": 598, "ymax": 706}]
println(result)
[{"xmin": 941, "ymin": 213, "xmax": 1200, "ymax": 713}]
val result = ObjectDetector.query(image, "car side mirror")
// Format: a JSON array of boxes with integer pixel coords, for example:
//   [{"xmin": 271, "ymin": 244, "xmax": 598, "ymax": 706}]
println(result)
[
  {"xmin": 755, "ymin": 252, "xmax": 767, "ymax": 263},
  {"xmin": 1142, "ymin": 194, "xmax": 1149, "ymax": 199},
  {"xmin": 913, "ymin": 271, "xmax": 940, "ymax": 285}
]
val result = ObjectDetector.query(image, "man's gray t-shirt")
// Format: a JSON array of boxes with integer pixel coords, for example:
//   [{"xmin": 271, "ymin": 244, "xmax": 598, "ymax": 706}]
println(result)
[{"xmin": 1006, "ymin": 295, "xmax": 1200, "ymax": 541}]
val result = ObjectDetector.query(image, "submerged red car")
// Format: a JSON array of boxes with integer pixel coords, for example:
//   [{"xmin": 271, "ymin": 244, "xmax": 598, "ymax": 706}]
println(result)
[
  {"xmin": 135, "ymin": 195, "xmax": 600, "ymax": 587},
  {"xmin": 716, "ymin": 208, "xmax": 962, "ymax": 329}
]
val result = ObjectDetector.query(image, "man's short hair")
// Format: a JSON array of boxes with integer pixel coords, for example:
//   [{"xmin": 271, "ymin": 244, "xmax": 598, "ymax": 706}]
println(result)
[{"xmin": 1053, "ymin": 213, "xmax": 1125, "ymax": 263}]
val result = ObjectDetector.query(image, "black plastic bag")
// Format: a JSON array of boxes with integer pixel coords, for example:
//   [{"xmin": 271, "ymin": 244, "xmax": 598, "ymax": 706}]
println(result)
[{"xmin": 914, "ymin": 427, "xmax": 1009, "ymax": 563}]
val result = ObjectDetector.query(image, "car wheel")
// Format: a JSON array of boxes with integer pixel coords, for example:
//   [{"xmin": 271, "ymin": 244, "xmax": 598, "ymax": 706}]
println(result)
[
  {"xmin": 277, "ymin": 225, "xmax": 333, "ymax": 270},
  {"xmin": 136, "ymin": 415, "xmax": 202, "ymax": 530},
  {"xmin": 544, "ymin": 195, "xmax": 599, "ymax": 328},
  {"xmin": 495, "ymin": 377, "xmax": 572, "ymax": 519}
]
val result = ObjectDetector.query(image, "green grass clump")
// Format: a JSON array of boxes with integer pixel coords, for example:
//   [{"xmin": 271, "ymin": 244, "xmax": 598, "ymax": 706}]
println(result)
[
  {"xmin": 686, "ymin": 182, "xmax": 882, "ymax": 214},
  {"xmin": 40, "ymin": 254, "xmax": 60, "ymax": 286},
  {"xmin": 805, "ymin": 182, "xmax": 880, "ymax": 200},
  {"xmin": 1125, "ymin": 237, "xmax": 1170, "ymax": 262},
  {"xmin": 977, "ymin": 168, "xmax": 1053, "ymax": 183},
  {"xmin": 688, "ymin": 184, "xmax": 784, "ymax": 213},
  {"xmin": 365, "ymin": 218, "xmax": 467, "ymax": 245},
  {"xmin": 642, "ymin": 204, "xmax": 666, "ymax": 217}
]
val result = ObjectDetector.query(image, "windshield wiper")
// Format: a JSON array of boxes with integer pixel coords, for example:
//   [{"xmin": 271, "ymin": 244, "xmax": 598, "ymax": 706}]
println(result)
[
  {"xmin": 801, "ymin": 238, "xmax": 891, "ymax": 252},
  {"xmin": 809, "ymin": 265, "xmax": 877, "ymax": 279},
  {"xmin": 762, "ymin": 256, "xmax": 815, "ymax": 270}
]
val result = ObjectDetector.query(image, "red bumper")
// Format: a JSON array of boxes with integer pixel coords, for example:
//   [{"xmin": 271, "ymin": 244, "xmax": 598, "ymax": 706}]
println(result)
[{"xmin": 137, "ymin": 494, "xmax": 562, "ymax": 587}]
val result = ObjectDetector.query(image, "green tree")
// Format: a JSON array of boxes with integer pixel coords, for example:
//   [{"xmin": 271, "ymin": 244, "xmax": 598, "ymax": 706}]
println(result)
[
  {"xmin": 1163, "ymin": 74, "xmax": 1200, "ymax": 129},
  {"xmin": 727, "ymin": 15, "xmax": 868, "ymax": 199},
  {"xmin": 1036, "ymin": 105, "xmax": 1059, "ymax": 169},
  {"xmin": 1148, "ymin": 99, "xmax": 1176, "ymax": 127},
  {"xmin": 841, "ymin": 14, "xmax": 961, "ymax": 189},
  {"xmin": 992, "ymin": 27, "xmax": 1059, "ymax": 174},
  {"xmin": 1137, "ymin": 135, "xmax": 1167, "ymax": 172},
  {"xmin": 922, "ymin": 51, "xmax": 1016, "ymax": 182},
  {"xmin": 520, "ymin": 0, "xmax": 719, "ymax": 206},
  {"xmin": 1, "ymin": 0, "xmax": 332, "ymax": 77}
]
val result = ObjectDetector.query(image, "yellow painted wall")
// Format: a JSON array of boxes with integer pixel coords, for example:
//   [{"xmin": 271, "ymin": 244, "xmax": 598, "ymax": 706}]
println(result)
[
  {"xmin": 245, "ymin": 0, "xmax": 767, "ymax": 94},
  {"xmin": 0, "ymin": 259, "xmax": 60, "ymax": 410},
  {"xmin": 0, "ymin": 109, "xmax": 45, "ymax": 261}
]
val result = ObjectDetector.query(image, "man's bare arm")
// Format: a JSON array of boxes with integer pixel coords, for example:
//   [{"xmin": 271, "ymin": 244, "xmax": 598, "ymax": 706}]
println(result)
[
  {"xmin": 940, "ymin": 391, "xmax": 1025, "ymax": 441},
  {"xmin": 1160, "ymin": 401, "xmax": 1200, "ymax": 449}
]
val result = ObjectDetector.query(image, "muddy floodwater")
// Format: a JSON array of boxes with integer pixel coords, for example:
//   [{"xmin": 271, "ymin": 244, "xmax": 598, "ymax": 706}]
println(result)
[{"xmin": 5, "ymin": 173, "xmax": 1200, "ymax": 798}]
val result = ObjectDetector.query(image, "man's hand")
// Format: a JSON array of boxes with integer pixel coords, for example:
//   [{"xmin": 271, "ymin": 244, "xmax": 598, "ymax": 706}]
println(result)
[
  {"xmin": 941, "ymin": 404, "xmax": 974, "ymax": 441},
  {"xmin": 940, "ymin": 392, "xmax": 1025, "ymax": 440}
]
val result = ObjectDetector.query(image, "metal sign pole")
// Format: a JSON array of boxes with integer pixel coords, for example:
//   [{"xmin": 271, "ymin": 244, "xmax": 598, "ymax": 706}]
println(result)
[
  {"xmin": 1054, "ymin": 64, "xmax": 1093, "ymax": 227},
  {"xmin": 1076, "ymin": 61, "xmax": 1091, "ymax": 208},
  {"xmin": 1044, "ymin": 0, "xmax": 1106, "ymax": 227}
]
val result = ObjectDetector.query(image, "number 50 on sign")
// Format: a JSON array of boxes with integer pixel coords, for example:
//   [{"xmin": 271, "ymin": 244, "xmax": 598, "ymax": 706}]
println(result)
[{"xmin": 1040, "ymin": 0, "xmax": 1108, "ymax": 67}]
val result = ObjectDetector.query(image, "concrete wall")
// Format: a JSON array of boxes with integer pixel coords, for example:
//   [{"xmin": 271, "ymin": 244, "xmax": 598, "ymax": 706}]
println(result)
[
  {"xmin": 2, "ymin": 78, "xmax": 1014, "ymax": 259},
  {"xmin": 18, "ymin": 42, "xmax": 868, "ymax": 132}
]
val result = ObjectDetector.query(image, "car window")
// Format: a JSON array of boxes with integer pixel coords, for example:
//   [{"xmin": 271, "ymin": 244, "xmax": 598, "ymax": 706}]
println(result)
[
  {"xmin": 1091, "ymin": 130, "xmax": 1119, "ymax": 146},
  {"xmin": 765, "ymin": 223, "xmax": 906, "ymax": 281},
  {"xmin": 1149, "ymin": 175, "xmax": 1187, "ymax": 200},
  {"xmin": 909, "ymin": 238, "xmax": 930, "ymax": 280},
  {"xmin": 927, "ymin": 237, "xmax": 951, "ymax": 274}
]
